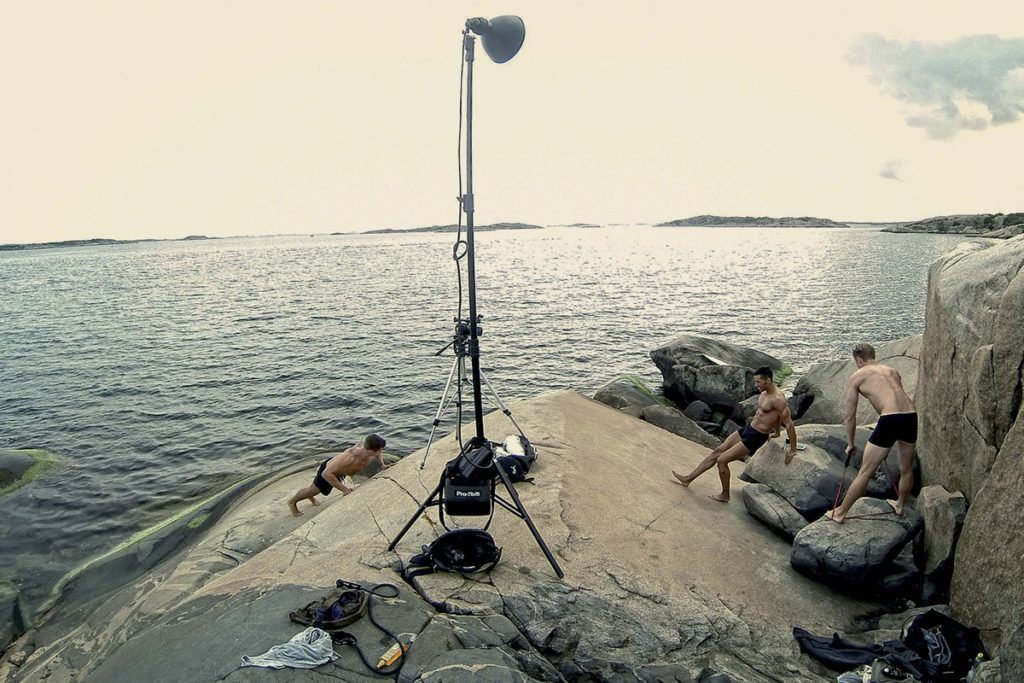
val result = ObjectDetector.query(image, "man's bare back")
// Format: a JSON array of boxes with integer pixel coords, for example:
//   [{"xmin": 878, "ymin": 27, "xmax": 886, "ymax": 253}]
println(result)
[
  {"xmin": 323, "ymin": 444, "xmax": 379, "ymax": 479},
  {"xmin": 848, "ymin": 364, "xmax": 915, "ymax": 416}
]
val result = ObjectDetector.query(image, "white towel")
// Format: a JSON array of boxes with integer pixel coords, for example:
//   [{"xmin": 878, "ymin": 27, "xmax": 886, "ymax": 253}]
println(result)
[{"xmin": 240, "ymin": 627, "xmax": 338, "ymax": 670}]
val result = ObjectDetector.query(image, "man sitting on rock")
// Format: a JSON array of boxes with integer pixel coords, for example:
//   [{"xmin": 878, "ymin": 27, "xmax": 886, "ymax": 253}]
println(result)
[
  {"xmin": 287, "ymin": 434, "xmax": 389, "ymax": 517},
  {"xmin": 673, "ymin": 367, "xmax": 797, "ymax": 502},
  {"xmin": 831, "ymin": 343, "xmax": 917, "ymax": 523}
]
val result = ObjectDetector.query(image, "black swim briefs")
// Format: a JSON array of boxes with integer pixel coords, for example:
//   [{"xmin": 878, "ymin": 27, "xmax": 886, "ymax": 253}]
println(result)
[
  {"xmin": 313, "ymin": 459, "xmax": 334, "ymax": 496},
  {"xmin": 868, "ymin": 412, "xmax": 918, "ymax": 449},
  {"xmin": 739, "ymin": 425, "xmax": 770, "ymax": 455}
]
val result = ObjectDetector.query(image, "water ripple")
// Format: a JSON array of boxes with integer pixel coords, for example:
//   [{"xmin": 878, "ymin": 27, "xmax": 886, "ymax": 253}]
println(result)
[{"xmin": 0, "ymin": 227, "xmax": 972, "ymax": 611}]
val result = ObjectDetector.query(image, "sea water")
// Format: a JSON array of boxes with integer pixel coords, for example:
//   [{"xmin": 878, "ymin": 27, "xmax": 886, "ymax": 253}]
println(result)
[{"xmin": 0, "ymin": 225, "xmax": 971, "ymax": 611}]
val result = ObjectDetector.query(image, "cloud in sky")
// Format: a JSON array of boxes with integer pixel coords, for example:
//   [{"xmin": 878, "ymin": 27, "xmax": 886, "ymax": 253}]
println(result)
[
  {"xmin": 880, "ymin": 160, "xmax": 903, "ymax": 181},
  {"xmin": 848, "ymin": 34, "xmax": 1024, "ymax": 139}
]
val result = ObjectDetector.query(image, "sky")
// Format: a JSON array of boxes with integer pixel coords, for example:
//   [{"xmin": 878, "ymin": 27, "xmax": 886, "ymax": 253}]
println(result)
[{"xmin": 2, "ymin": 1, "xmax": 1023, "ymax": 244}]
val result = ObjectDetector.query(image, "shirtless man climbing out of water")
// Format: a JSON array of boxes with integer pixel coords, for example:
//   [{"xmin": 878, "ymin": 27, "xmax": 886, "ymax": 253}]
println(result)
[
  {"xmin": 287, "ymin": 434, "xmax": 389, "ymax": 517},
  {"xmin": 831, "ymin": 343, "xmax": 917, "ymax": 523},
  {"xmin": 673, "ymin": 367, "xmax": 798, "ymax": 502}
]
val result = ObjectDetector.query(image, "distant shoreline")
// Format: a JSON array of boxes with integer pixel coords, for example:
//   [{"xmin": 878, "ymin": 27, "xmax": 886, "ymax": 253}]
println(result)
[
  {"xmin": 359, "ymin": 221, "xmax": 543, "ymax": 235},
  {"xmin": 7, "ymin": 212, "xmax": 1019, "ymax": 251},
  {"xmin": 0, "ymin": 235, "xmax": 215, "ymax": 252}
]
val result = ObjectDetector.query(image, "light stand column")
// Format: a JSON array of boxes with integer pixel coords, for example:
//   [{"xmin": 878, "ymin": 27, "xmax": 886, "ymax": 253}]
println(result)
[{"xmin": 462, "ymin": 33, "xmax": 486, "ymax": 441}]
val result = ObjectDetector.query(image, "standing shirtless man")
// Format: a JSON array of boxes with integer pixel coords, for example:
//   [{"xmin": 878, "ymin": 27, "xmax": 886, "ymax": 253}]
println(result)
[
  {"xmin": 673, "ymin": 367, "xmax": 797, "ymax": 502},
  {"xmin": 287, "ymin": 434, "xmax": 389, "ymax": 516},
  {"xmin": 831, "ymin": 343, "xmax": 917, "ymax": 523}
]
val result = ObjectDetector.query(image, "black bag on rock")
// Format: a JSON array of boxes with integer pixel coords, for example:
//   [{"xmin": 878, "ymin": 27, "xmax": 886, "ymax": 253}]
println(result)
[
  {"xmin": 901, "ymin": 609, "xmax": 986, "ymax": 682},
  {"xmin": 288, "ymin": 584, "xmax": 367, "ymax": 634},
  {"xmin": 403, "ymin": 528, "xmax": 502, "ymax": 580},
  {"xmin": 496, "ymin": 454, "xmax": 534, "ymax": 483}
]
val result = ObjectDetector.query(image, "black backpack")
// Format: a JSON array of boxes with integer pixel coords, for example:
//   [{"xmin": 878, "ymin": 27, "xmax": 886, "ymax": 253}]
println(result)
[
  {"xmin": 403, "ymin": 528, "xmax": 502, "ymax": 580},
  {"xmin": 495, "ymin": 434, "xmax": 537, "ymax": 483},
  {"xmin": 901, "ymin": 609, "xmax": 986, "ymax": 682},
  {"xmin": 288, "ymin": 584, "xmax": 368, "ymax": 635},
  {"xmin": 496, "ymin": 454, "xmax": 534, "ymax": 483}
]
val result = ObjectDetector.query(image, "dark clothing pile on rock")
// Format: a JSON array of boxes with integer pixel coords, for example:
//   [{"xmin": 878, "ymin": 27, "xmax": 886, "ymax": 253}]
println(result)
[{"xmin": 794, "ymin": 609, "xmax": 986, "ymax": 682}]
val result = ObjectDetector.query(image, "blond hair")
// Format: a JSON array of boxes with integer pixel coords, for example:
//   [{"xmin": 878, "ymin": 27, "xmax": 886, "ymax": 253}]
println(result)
[{"xmin": 852, "ymin": 343, "xmax": 876, "ymax": 361}]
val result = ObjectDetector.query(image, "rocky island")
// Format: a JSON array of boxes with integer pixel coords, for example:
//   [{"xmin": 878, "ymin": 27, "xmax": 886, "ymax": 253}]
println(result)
[
  {"xmin": 656, "ymin": 215, "xmax": 850, "ymax": 228},
  {"xmin": 882, "ymin": 213, "xmax": 1024, "ymax": 238},
  {"xmin": 0, "ymin": 236, "xmax": 214, "ymax": 252},
  {"xmin": 360, "ymin": 222, "xmax": 543, "ymax": 235}
]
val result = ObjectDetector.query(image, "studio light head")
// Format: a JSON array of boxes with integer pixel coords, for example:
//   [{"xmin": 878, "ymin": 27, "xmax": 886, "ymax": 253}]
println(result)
[{"xmin": 465, "ymin": 16, "xmax": 525, "ymax": 63}]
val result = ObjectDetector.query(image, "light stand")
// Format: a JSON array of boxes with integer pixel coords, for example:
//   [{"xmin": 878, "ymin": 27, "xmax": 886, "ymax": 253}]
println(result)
[{"xmin": 389, "ymin": 16, "xmax": 563, "ymax": 578}]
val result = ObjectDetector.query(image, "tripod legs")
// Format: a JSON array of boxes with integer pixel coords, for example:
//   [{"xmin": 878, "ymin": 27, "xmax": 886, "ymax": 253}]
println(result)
[
  {"xmin": 419, "ymin": 355, "xmax": 466, "ymax": 469},
  {"xmin": 492, "ymin": 459, "xmax": 564, "ymax": 578},
  {"xmin": 387, "ymin": 480, "xmax": 443, "ymax": 552},
  {"xmin": 392, "ymin": 346, "xmax": 562, "ymax": 577}
]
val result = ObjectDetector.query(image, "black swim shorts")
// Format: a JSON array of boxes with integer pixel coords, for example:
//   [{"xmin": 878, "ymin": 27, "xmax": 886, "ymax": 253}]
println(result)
[
  {"xmin": 313, "ymin": 459, "xmax": 333, "ymax": 496},
  {"xmin": 739, "ymin": 425, "xmax": 770, "ymax": 455},
  {"xmin": 868, "ymin": 412, "xmax": 918, "ymax": 449}
]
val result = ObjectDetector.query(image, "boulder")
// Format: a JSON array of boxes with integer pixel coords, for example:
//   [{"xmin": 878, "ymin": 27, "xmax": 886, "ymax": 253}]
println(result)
[
  {"xmin": 651, "ymin": 335, "xmax": 784, "ymax": 407},
  {"xmin": 791, "ymin": 335, "xmax": 921, "ymax": 425},
  {"xmin": 650, "ymin": 334, "xmax": 785, "ymax": 378},
  {"xmin": 0, "ymin": 449, "xmax": 58, "ymax": 495},
  {"xmin": 667, "ymin": 363, "xmax": 757, "ymax": 407},
  {"xmin": 914, "ymin": 486, "xmax": 967, "ymax": 605},
  {"xmin": 878, "ymin": 545, "xmax": 920, "ymax": 598},
  {"xmin": 593, "ymin": 379, "xmax": 660, "ymax": 413},
  {"xmin": 720, "ymin": 420, "xmax": 742, "ymax": 439},
  {"xmin": 951, "ymin": 414, "xmax": 1024, "ymax": 673},
  {"xmin": 682, "ymin": 400, "xmax": 712, "ymax": 423},
  {"xmin": 640, "ymin": 405, "xmax": 721, "ymax": 449},
  {"xmin": 695, "ymin": 420, "xmax": 722, "ymax": 436},
  {"xmin": 788, "ymin": 392, "xmax": 815, "ymax": 422},
  {"xmin": 741, "ymin": 426, "xmax": 902, "ymax": 519},
  {"xmin": 915, "ymin": 236, "xmax": 1024, "ymax": 675},
  {"xmin": 919, "ymin": 238, "xmax": 1024, "ymax": 498},
  {"xmin": 729, "ymin": 395, "xmax": 760, "ymax": 426},
  {"xmin": 740, "ymin": 483, "xmax": 808, "ymax": 540},
  {"xmin": 795, "ymin": 423, "xmax": 919, "ymax": 493},
  {"xmin": 741, "ymin": 439, "xmax": 843, "ymax": 518},
  {"xmin": 791, "ymin": 498, "xmax": 923, "ymax": 594},
  {"xmin": 795, "ymin": 424, "xmax": 872, "ymax": 460}
]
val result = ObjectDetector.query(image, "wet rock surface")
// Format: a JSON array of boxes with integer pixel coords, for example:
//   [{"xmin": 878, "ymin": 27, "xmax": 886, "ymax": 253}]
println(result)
[{"xmin": 4, "ymin": 392, "xmax": 871, "ymax": 682}]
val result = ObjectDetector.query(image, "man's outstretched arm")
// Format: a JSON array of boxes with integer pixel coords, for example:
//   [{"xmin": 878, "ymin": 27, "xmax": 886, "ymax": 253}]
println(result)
[
  {"xmin": 843, "ymin": 376, "xmax": 861, "ymax": 453},
  {"xmin": 781, "ymin": 403, "xmax": 798, "ymax": 464}
]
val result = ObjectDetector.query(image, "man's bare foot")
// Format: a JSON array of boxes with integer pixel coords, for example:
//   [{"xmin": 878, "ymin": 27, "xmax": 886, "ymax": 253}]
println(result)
[
  {"xmin": 672, "ymin": 471, "xmax": 691, "ymax": 487},
  {"xmin": 886, "ymin": 499, "xmax": 904, "ymax": 515},
  {"xmin": 308, "ymin": 497, "xmax": 320, "ymax": 507},
  {"xmin": 829, "ymin": 509, "xmax": 846, "ymax": 524},
  {"xmin": 288, "ymin": 502, "xmax": 303, "ymax": 517},
  {"xmin": 709, "ymin": 493, "xmax": 729, "ymax": 503}
]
